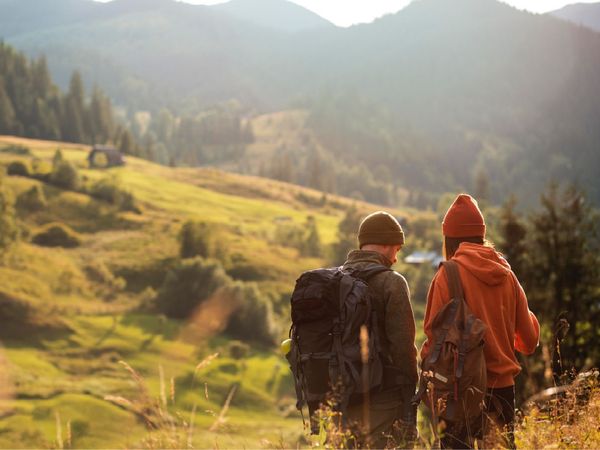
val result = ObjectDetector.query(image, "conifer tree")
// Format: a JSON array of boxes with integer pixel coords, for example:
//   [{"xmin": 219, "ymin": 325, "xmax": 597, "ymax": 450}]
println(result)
[
  {"xmin": 528, "ymin": 183, "xmax": 600, "ymax": 370},
  {"xmin": 0, "ymin": 170, "xmax": 19, "ymax": 256},
  {"xmin": 301, "ymin": 215, "xmax": 322, "ymax": 257},
  {"xmin": 498, "ymin": 194, "xmax": 528, "ymax": 280},
  {"xmin": 0, "ymin": 82, "xmax": 16, "ymax": 134}
]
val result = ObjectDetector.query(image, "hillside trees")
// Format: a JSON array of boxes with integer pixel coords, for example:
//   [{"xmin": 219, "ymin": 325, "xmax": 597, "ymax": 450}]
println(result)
[
  {"xmin": 0, "ymin": 43, "xmax": 140, "ymax": 153},
  {"xmin": 498, "ymin": 184, "xmax": 600, "ymax": 376},
  {"xmin": 0, "ymin": 171, "xmax": 18, "ymax": 256},
  {"xmin": 527, "ymin": 184, "xmax": 600, "ymax": 371}
]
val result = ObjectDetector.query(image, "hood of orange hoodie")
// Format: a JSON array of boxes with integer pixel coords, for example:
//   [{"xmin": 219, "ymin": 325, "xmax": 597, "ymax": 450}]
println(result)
[{"xmin": 452, "ymin": 242, "xmax": 511, "ymax": 286}]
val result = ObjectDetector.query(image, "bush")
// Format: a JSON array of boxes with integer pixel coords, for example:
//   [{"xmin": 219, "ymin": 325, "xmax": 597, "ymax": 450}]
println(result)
[
  {"xmin": 228, "ymin": 340, "xmax": 250, "ymax": 359},
  {"xmin": 83, "ymin": 260, "xmax": 126, "ymax": 299},
  {"xmin": 178, "ymin": 221, "xmax": 214, "ymax": 259},
  {"xmin": 154, "ymin": 257, "xmax": 232, "ymax": 319},
  {"xmin": 0, "ymin": 173, "xmax": 19, "ymax": 255},
  {"xmin": 227, "ymin": 262, "xmax": 265, "ymax": 281},
  {"xmin": 16, "ymin": 185, "xmax": 47, "ymax": 212},
  {"xmin": 32, "ymin": 222, "xmax": 81, "ymax": 248},
  {"xmin": 0, "ymin": 145, "xmax": 31, "ymax": 156},
  {"xmin": 225, "ymin": 283, "xmax": 278, "ymax": 346},
  {"xmin": 50, "ymin": 160, "xmax": 80, "ymax": 190},
  {"xmin": 6, "ymin": 160, "xmax": 30, "ymax": 176},
  {"xmin": 89, "ymin": 177, "xmax": 139, "ymax": 212}
]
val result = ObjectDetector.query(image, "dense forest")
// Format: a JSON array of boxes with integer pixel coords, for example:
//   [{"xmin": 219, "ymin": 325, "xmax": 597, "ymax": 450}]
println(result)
[{"xmin": 0, "ymin": 43, "xmax": 140, "ymax": 155}]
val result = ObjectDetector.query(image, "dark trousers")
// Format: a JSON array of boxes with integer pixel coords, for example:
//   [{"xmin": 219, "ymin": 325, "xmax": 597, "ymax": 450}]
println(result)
[
  {"xmin": 346, "ymin": 385, "xmax": 417, "ymax": 449},
  {"xmin": 441, "ymin": 385, "xmax": 516, "ymax": 450}
]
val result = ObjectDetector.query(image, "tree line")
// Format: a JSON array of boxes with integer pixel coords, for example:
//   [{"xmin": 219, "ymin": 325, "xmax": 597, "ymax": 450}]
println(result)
[{"xmin": 0, "ymin": 42, "xmax": 140, "ymax": 156}]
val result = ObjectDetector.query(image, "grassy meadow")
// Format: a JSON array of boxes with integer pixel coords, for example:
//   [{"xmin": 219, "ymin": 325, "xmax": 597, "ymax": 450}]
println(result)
[
  {"xmin": 2, "ymin": 136, "xmax": 596, "ymax": 449},
  {"xmin": 0, "ymin": 136, "xmax": 429, "ymax": 448}
]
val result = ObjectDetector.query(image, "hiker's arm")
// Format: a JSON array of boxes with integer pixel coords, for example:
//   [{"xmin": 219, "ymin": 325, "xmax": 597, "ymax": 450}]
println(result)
[
  {"xmin": 385, "ymin": 272, "xmax": 418, "ymax": 385},
  {"xmin": 514, "ymin": 276, "xmax": 540, "ymax": 355},
  {"xmin": 420, "ymin": 268, "xmax": 451, "ymax": 362}
]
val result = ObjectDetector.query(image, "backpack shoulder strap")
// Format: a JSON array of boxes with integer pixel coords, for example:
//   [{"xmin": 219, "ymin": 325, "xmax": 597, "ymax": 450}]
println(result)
[
  {"xmin": 352, "ymin": 264, "xmax": 392, "ymax": 282},
  {"xmin": 442, "ymin": 260, "xmax": 464, "ymax": 301},
  {"xmin": 427, "ymin": 261, "xmax": 464, "ymax": 365}
]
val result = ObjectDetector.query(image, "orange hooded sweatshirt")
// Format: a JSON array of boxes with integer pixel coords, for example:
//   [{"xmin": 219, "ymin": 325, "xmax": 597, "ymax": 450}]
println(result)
[{"xmin": 421, "ymin": 242, "xmax": 540, "ymax": 388}]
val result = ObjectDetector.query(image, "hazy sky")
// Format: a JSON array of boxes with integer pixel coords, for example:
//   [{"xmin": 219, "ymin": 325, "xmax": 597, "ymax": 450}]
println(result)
[{"xmin": 95, "ymin": 0, "xmax": 599, "ymax": 27}]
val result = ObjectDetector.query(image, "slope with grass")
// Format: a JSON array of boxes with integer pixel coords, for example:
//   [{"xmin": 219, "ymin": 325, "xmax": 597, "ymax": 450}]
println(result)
[{"xmin": 0, "ymin": 135, "xmax": 422, "ymax": 448}]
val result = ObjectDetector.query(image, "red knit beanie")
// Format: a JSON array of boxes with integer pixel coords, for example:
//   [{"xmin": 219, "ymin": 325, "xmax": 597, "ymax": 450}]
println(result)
[{"xmin": 442, "ymin": 194, "xmax": 486, "ymax": 238}]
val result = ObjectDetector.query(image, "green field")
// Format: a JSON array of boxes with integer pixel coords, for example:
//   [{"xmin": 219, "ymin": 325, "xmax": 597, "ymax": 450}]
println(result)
[{"xmin": 0, "ymin": 136, "xmax": 430, "ymax": 448}]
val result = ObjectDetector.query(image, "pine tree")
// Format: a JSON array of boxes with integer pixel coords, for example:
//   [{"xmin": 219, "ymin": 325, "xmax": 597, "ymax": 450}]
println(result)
[
  {"xmin": 528, "ymin": 183, "xmax": 600, "ymax": 370},
  {"xmin": 331, "ymin": 206, "xmax": 362, "ymax": 265},
  {"xmin": 0, "ymin": 81, "xmax": 16, "ymax": 134},
  {"xmin": 498, "ymin": 194, "xmax": 528, "ymax": 280},
  {"xmin": 61, "ymin": 71, "xmax": 86, "ymax": 142},
  {"xmin": 301, "ymin": 215, "xmax": 322, "ymax": 257},
  {"xmin": 89, "ymin": 86, "xmax": 114, "ymax": 143},
  {"xmin": 0, "ymin": 170, "xmax": 19, "ymax": 257}
]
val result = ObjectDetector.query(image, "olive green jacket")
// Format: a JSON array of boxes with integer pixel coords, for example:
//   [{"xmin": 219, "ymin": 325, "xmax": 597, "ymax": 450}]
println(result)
[{"xmin": 343, "ymin": 250, "xmax": 418, "ymax": 387}]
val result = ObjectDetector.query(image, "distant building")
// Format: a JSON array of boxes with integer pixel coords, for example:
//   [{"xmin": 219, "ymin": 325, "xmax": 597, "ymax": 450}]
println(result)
[
  {"xmin": 88, "ymin": 145, "xmax": 125, "ymax": 168},
  {"xmin": 405, "ymin": 251, "xmax": 443, "ymax": 267}
]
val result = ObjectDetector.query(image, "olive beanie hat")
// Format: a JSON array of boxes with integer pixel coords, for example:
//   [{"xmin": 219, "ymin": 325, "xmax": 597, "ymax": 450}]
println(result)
[{"xmin": 358, "ymin": 211, "xmax": 405, "ymax": 247}]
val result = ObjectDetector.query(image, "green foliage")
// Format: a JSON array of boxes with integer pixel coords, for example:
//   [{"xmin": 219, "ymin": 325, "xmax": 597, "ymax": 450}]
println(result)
[
  {"xmin": 300, "ymin": 215, "xmax": 322, "ymax": 257},
  {"xmin": 16, "ymin": 185, "xmax": 47, "ymax": 212},
  {"xmin": 226, "ymin": 255, "xmax": 265, "ymax": 281},
  {"xmin": 498, "ymin": 194, "xmax": 528, "ymax": 279},
  {"xmin": 225, "ymin": 282, "xmax": 278, "ymax": 346},
  {"xmin": 0, "ymin": 144, "xmax": 31, "ymax": 156},
  {"xmin": 228, "ymin": 340, "xmax": 250, "ymax": 359},
  {"xmin": 0, "ymin": 172, "xmax": 19, "ymax": 255},
  {"xmin": 526, "ymin": 183, "xmax": 600, "ymax": 371},
  {"xmin": 83, "ymin": 260, "xmax": 126, "ymax": 299},
  {"xmin": 178, "ymin": 221, "xmax": 214, "ymax": 259},
  {"xmin": 50, "ymin": 160, "xmax": 80, "ymax": 190},
  {"xmin": 32, "ymin": 222, "xmax": 81, "ymax": 248},
  {"xmin": 89, "ymin": 177, "xmax": 139, "ymax": 213},
  {"xmin": 6, "ymin": 160, "xmax": 31, "ymax": 177},
  {"xmin": 273, "ymin": 215, "xmax": 322, "ymax": 257},
  {"xmin": 154, "ymin": 257, "xmax": 231, "ymax": 319},
  {"xmin": 52, "ymin": 149, "xmax": 63, "ymax": 168},
  {"xmin": 0, "ymin": 42, "xmax": 143, "ymax": 156},
  {"xmin": 330, "ymin": 206, "xmax": 361, "ymax": 265}
]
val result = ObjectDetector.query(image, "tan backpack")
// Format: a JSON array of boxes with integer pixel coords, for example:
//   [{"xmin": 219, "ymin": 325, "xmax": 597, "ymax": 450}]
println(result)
[{"xmin": 414, "ymin": 260, "xmax": 487, "ymax": 424}]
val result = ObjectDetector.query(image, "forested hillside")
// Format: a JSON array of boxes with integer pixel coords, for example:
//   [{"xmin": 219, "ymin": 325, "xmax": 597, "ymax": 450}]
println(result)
[
  {"xmin": 2, "ymin": 0, "xmax": 600, "ymax": 206},
  {"xmin": 0, "ymin": 43, "xmax": 141, "ymax": 155}
]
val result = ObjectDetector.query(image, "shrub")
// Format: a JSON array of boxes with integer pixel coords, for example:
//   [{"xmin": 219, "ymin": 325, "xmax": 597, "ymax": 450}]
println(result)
[
  {"xmin": 154, "ymin": 257, "xmax": 232, "ymax": 319},
  {"xmin": 0, "ymin": 145, "xmax": 31, "ymax": 156},
  {"xmin": 16, "ymin": 185, "xmax": 47, "ymax": 212},
  {"xmin": 227, "ymin": 262, "xmax": 265, "ymax": 281},
  {"xmin": 50, "ymin": 160, "xmax": 80, "ymax": 190},
  {"xmin": 178, "ymin": 220, "xmax": 214, "ymax": 259},
  {"xmin": 83, "ymin": 260, "xmax": 126, "ymax": 299},
  {"xmin": 225, "ymin": 283, "xmax": 278, "ymax": 346},
  {"xmin": 0, "ymin": 173, "xmax": 19, "ymax": 255},
  {"xmin": 32, "ymin": 222, "xmax": 81, "ymax": 248},
  {"xmin": 228, "ymin": 340, "xmax": 250, "ymax": 359},
  {"xmin": 89, "ymin": 177, "xmax": 139, "ymax": 212},
  {"xmin": 6, "ymin": 160, "xmax": 30, "ymax": 176}
]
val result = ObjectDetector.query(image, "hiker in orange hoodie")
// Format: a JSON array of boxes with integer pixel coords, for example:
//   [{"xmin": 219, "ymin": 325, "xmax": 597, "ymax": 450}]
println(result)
[{"xmin": 421, "ymin": 194, "xmax": 540, "ymax": 449}]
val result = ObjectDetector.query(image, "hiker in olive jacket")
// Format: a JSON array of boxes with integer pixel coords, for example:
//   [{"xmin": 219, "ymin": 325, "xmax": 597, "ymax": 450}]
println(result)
[{"xmin": 342, "ymin": 211, "xmax": 418, "ymax": 448}]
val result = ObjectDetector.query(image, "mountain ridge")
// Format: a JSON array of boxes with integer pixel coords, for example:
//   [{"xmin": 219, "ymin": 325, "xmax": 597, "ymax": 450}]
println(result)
[{"xmin": 548, "ymin": 2, "xmax": 600, "ymax": 32}]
